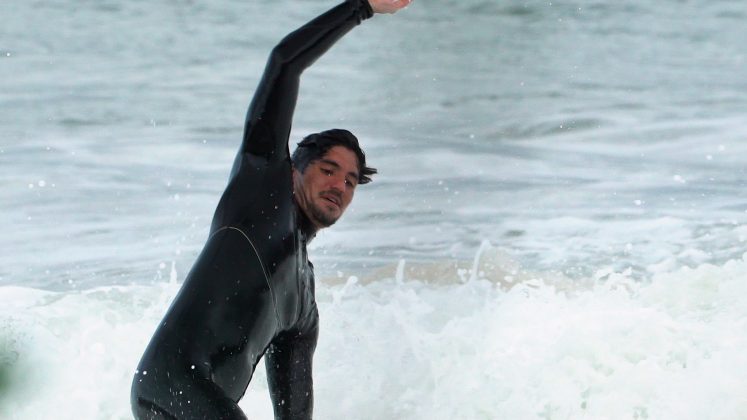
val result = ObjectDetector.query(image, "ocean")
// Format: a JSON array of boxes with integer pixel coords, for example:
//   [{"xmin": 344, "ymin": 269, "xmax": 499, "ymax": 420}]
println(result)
[{"xmin": 1, "ymin": 0, "xmax": 746, "ymax": 418}]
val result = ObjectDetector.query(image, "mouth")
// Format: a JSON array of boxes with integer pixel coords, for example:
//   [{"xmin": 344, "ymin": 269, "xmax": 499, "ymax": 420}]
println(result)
[{"xmin": 320, "ymin": 194, "xmax": 341, "ymax": 209}]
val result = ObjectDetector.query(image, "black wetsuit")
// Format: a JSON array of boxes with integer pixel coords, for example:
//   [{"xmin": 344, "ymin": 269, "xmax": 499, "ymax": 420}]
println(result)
[{"xmin": 131, "ymin": 1, "xmax": 373, "ymax": 419}]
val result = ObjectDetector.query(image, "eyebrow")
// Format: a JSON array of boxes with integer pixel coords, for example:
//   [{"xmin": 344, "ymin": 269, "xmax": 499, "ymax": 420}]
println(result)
[{"xmin": 320, "ymin": 158, "xmax": 359, "ymax": 181}]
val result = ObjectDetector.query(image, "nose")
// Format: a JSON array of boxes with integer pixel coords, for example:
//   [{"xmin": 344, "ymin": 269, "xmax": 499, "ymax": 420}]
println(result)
[{"xmin": 329, "ymin": 174, "xmax": 347, "ymax": 193}]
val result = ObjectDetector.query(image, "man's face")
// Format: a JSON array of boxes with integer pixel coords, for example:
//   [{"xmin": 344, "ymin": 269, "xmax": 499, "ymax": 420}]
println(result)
[{"xmin": 293, "ymin": 145, "xmax": 359, "ymax": 229}]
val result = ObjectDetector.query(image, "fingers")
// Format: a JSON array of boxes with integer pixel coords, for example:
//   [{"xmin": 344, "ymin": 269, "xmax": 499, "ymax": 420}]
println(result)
[{"xmin": 370, "ymin": 0, "xmax": 412, "ymax": 14}]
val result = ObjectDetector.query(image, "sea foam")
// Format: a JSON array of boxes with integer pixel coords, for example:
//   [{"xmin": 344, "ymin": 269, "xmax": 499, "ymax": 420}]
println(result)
[{"xmin": 2, "ymin": 253, "xmax": 746, "ymax": 419}]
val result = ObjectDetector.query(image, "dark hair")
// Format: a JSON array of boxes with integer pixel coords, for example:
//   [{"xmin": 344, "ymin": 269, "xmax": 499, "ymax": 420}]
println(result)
[{"xmin": 291, "ymin": 129, "xmax": 377, "ymax": 184}]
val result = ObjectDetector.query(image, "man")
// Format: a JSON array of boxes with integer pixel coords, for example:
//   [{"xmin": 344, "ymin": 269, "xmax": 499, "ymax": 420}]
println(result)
[{"xmin": 130, "ymin": 0, "xmax": 410, "ymax": 419}]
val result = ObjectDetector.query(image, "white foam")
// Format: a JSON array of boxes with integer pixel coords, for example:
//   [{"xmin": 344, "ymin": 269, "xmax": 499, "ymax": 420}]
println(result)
[{"xmin": 1, "ymin": 256, "xmax": 747, "ymax": 419}]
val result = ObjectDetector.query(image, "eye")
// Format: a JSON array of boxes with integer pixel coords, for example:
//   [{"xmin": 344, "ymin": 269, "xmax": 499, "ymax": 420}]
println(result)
[{"xmin": 321, "ymin": 168, "xmax": 333, "ymax": 176}]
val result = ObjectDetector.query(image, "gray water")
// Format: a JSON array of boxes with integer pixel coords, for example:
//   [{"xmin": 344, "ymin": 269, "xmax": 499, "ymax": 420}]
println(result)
[
  {"xmin": 2, "ymin": 0, "xmax": 746, "ymax": 288},
  {"xmin": 4, "ymin": 1, "xmax": 747, "ymax": 419}
]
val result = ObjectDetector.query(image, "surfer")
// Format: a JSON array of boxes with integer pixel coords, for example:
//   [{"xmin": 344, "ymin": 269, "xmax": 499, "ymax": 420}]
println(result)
[{"xmin": 130, "ymin": 0, "xmax": 410, "ymax": 419}]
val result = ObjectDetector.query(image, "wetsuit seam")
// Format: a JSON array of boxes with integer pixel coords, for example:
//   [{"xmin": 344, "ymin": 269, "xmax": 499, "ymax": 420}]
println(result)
[{"xmin": 209, "ymin": 225, "xmax": 283, "ymax": 329}]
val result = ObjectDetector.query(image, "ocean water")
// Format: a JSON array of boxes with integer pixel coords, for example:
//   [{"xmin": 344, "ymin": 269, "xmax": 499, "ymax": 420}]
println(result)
[{"xmin": 1, "ymin": 0, "xmax": 746, "ymax": 418}]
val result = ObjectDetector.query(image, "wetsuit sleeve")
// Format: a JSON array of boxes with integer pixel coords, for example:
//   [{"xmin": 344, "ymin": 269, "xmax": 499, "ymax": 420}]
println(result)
[
  {"xmin": 265, "ymin": 324, "xmax": 319, "ymax": 420},
  {"xmin": 240, "ymin": 0, "xmax": 374, "ymax": 161}
]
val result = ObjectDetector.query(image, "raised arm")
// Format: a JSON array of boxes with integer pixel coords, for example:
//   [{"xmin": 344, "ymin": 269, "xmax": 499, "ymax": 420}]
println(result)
[
  {"xmin": 240, "ymin": 0, "xmax": 373, "ymax": 159},
  {"xmin": 240, "ymin": 0, "xmax": 411, "ymax": 160}
]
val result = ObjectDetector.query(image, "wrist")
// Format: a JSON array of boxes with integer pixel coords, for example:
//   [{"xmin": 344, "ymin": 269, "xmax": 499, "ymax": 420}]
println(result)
[{"xmin": 350, "ymin": 0, "xmax": 374, "ymax": 19}]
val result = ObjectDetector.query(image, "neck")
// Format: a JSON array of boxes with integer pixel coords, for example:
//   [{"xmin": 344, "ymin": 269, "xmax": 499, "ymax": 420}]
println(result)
[{"xmin": 296, "ymin": 203, "xmax": 319, "ymax": 241}]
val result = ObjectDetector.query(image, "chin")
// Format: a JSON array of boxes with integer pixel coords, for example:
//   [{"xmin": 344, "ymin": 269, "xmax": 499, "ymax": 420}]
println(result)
[
  {"xmin": 320, "ymin": 212, "xmax": 341, "ymax": 227},
  {"xmin": 309, "ymin": 204, "xmax": 340, "ymax": 228}
]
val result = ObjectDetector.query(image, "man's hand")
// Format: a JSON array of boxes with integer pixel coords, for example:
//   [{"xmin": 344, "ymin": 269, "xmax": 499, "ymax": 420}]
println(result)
[{"xmin": 368, "ymin": 0, "xmax": 411, "ymax": 14}]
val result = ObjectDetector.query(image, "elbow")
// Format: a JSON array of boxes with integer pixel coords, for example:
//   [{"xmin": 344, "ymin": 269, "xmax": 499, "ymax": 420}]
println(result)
[
  {"xmin": 268, "ymin": 29, "xmax": 313, "ymax": 73},
  {"xmin": 265, "ymin": 45, "xmax": 299, "ymax": 77},
  {"xmin": 265, "ymin": 44, "xmax": 305, "ymax": 80},
  {"xmin": 268, "ymin": 42, "xmax": 295, "ymax": 68}
]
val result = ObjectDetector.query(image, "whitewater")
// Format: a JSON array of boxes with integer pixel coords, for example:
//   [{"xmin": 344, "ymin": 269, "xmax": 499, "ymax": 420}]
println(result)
[{"xmin": 2, "ymin": 0, "xmax": 746, "ymax": 418}]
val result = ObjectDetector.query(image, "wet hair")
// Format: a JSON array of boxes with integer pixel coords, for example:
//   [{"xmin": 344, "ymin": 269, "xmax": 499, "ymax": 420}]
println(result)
[{"xmin": 291, "ymin": 128, "xmax": 377, "ymax": 184}]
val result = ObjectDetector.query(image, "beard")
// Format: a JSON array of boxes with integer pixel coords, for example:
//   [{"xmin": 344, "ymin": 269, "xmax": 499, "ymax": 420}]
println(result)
[{"xmin": 308, "ymin": 200, "xmax": 340, "ymax": 228}]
